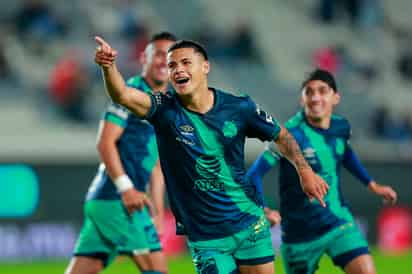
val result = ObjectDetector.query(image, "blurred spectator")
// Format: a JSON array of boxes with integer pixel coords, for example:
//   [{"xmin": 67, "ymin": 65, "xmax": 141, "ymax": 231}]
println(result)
[
  {"xmin": 192, "ymin": 22, "xmax": 261, "ymax": 62},
  {"xmin": 191, "ymin": 23, "xmax": 224, "ymax": 58},
  {"xmin": 371, "ymin": 105, "xmax": 391, "ymax": 138},
  {"xmin": 228, "ymin": 23, "xmax": 261, "ymax": 61},
  {"xmin": 313, "ymin": 46, "xmax": 341, "ymax": 74},
  {"xmin": 316, "ymin": 0, "xmax": 383, "ymax": 31},
  {"xmin": 124, "ymin": 24, "xmax": 149, "ymax": 70},
  {"xmin": 14, "ymin": 0, "xmax": 65, "ymax": 41},
  {"xmin": 0, "ymin": 38, "xmax": 12, "ymax": 81},
  {"xmin": 358, "ymin": 0, "xmax": 384, "ymax": 31},
  {"xmin": 371, "ymin": 105, "xmax": 411, "ymax": 141},
  {"xmin": 313, "ymin": 44, "xmax": 379, "ymax": 89},
  {"xmin": 317, "ymin": 0, "xmax": 361, "ymax": 25},
  {"xmin": 396, "ymin": 50, "xmax": 412, "ymax": 82},
  {"xmin": 48, "ymin": 49, "xmax": 91, "ymax": 123}
]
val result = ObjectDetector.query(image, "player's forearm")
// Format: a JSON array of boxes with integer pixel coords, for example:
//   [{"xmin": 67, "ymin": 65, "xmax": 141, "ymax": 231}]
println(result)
[
  {"xmin": 97, "ymin": 140, "xmax": 126, "ymax": 180},
  {"xmin": 367, "ymin": 181, "xmax": 378, "ymax": 192},
  {"xmin": 101, "ymin": 65, "xmax": 128, "ymax": 105},
  {"xmin": 102, "ymin": 66, "xmax": 152, "ymax": 118},
  {"xmin": 343, "ymin": 146, "xmax": 372, "ymax": 186},
  {"xmin": 275, "ymin": 127, "xmax": 311, "ymax": 173},
  {"xmin": 149, "ymin": 163, "xmax": 166, "ymax": 217},
  {"xmin": 152, "ymin": 187, "xmax": 165, "ymax": 219}
]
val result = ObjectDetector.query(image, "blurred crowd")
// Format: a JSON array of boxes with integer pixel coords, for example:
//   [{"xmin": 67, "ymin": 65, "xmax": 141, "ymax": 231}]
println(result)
[
  {"xmin": 0, "ymin": 0, "xmax": 262, "ymax": 125},
  {"xmin": 312, "ymin": 0, "xmax": 412, "ymax": 142},
  {"xmin": 0, "ymin": 0, "xmax": 411, "ymax": 143}
]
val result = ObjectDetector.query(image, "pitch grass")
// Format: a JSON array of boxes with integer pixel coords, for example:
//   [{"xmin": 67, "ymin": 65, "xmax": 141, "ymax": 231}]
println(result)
[{"xmin": 1, "ymin": 248, "xmax": 411, "ymax": 273}]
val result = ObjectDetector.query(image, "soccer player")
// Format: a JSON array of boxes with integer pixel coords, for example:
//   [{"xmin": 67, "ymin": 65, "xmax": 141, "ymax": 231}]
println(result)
[
  {"xmin": 94, "ymin": 37, "xmax": 329, "ymax": 274},
  {"xmin": 247, "ymin": 69, "xmax": 398, "ymax": 274},
  {"xmin": 65, "ymin": 32, "xmax": 177, "ymax": 274}
]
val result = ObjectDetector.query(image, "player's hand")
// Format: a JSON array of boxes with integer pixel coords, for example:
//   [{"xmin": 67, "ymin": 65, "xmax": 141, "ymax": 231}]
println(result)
[
  {"xmin": 94, "ymin": 36, "xmax": 118, "ymax": 68},
  {"xmin": 121, "ymin": 188, "xmax": 152, "ymax": 215},
  {"xmin": 368, "ymin": 181, "xmax": 397, "ymax": 205},
  {"xmin": 300, "ymin": 169, "xmax": 329, "ymax": 207},
  {"xmin": 264, "ymin": 207, "xmax": 281, "ymax": 227}
]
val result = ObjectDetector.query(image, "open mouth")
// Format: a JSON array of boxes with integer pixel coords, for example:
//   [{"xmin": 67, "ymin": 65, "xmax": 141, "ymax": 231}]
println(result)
[{"xmin": 175, "ymin": 77, "xmax": 190, "ymax": 84}]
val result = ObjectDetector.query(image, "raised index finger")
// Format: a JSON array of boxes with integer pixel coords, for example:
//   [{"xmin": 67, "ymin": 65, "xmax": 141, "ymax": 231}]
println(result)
[
  {"xmin": 315, "ymin": 192, "xmax": 326, "ymax": 207},
  {"xmin": 95, "ymin": 36, "xmax": 111, "ymax": 51}
]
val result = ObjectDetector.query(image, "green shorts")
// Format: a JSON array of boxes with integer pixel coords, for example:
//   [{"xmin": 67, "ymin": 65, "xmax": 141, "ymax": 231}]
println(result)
[
  {"xmin": 73, "ymin": 200, "xmax": 161, "ymax": 266},
  {"xmin": 281, "ymin": 222, "xmax": 369, "ymax": 274},
  {"xmin": 188, "ymin": 216, "xmax": 275, "ymax": 274}
]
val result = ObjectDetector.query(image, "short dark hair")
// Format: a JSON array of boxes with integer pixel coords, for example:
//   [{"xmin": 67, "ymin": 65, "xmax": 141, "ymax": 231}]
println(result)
[
  {"xmin": 302, "ymin": 69, "xmax": 337, "ymax": 92},
  {"xmin": 167, "ymin": 40, "xmax": 208, "ymax": 60},
  {"xmin": 149, "ymin": 31, "xmax": 177, "ymax": 43}
]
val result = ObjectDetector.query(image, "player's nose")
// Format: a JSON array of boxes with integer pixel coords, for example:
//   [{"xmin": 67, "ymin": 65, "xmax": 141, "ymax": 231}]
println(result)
[{"xmin": 310, "ymin": 92, "xmax": 322, "ymax": 102}]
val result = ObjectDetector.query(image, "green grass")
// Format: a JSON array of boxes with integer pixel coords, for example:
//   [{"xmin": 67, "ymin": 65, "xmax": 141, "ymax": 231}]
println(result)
[{"xmin": 1, "ymin": 249, "xmax": 411, "ymax": 273}]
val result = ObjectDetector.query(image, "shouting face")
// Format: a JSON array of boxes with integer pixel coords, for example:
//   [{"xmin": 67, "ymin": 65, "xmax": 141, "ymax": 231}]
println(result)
[{"xmin": 167, "ymin": 47, "xmax": 210, "ymax": 96}]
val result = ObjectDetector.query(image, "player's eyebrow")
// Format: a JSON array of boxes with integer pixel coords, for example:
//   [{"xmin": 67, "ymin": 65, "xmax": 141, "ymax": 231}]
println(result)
[
  {"xmin": 168, "ymin": 57, "xmax": 192, "ymax": 66},
  {"xmin": 180, "ymin": 57, "xmax": 191, "ymax": 62}
]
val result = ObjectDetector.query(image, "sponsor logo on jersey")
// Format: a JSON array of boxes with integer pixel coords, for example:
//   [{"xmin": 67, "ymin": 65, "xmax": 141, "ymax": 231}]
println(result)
[
  {"xmin": 194, "ymin": 156, "xmax": 224, "ymax": 192},
  {"xmin": 175, "ymin": 124, "xmax": 196, "ymax": 145},
  {"xmin": 222, "ymin": 121, "xmax": 238, "ymax": 138},
  {"xmin": 179, "ymin": 124, "xmax": 195, "ymax": 136},
  {"xmin": 195, "ymin": 156, "xmax": 221, "ymax": 179},
  {"xmin": 175, "ymin": 137, "xmax": 195, "ymax": 146},
  {"xmin": 256, "ymin": 105, "xmax": 274, "ymax": 124},
  {"xmin": 247, "ymin": 216, "xmax": 270, "ymax": 243},
  {"xmin": 194, "ymin": 179, "xmax": 224, "ymax": 192},
  {"xmin": 303, "ymin": 147, "xmax": 315, "ymax": 157},
  {"xmin": 302, "ymin": 147, "xmax": 318, "ymax": 164}
]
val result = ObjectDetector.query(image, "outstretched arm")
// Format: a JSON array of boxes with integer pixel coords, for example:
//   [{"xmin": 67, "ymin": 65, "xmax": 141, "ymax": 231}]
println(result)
[
  {"xmin": 343, "ymin": 145, "xmax": 397, "ymax": 204},
  {"xmin": 95, "ymin": 36, "xmax": 152, "ymax": 117},
  {"xmin": 274, "ymin": 127, "xmax": 329, "ymax": 206}
]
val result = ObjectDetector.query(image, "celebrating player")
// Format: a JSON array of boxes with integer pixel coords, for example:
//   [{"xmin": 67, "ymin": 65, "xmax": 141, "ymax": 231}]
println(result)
[
  {"xmin": 247, "ymin": 69, "xmax": 397, "ymax": 274},
  {"xmin": 65, "ymin": 32, "xmax": 177, "ymax": 274},
  {"xmin": 94, "ymin": 37, "xmax": 329, "ymax": 274}
]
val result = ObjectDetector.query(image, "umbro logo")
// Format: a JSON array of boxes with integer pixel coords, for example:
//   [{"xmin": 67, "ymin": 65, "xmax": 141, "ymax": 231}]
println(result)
[
  {"xmin": 179, "ymin": 125, "xmax": 194, "ymax": 133},
  {"xmin": 303, "ymin": 147, "xmax": 316, "ymax": 158}
]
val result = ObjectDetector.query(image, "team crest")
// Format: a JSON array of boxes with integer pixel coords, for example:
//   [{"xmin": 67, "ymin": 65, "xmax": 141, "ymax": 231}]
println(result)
[{"xmin": 222, "ymin": 121, "xmax": 238, "ymax": 138}]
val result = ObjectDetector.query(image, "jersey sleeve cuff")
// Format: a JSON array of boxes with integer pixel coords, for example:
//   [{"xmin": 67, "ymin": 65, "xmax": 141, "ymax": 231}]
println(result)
[
  {"xmin": 143, "ymin": 93, "xmax": 159, "ymax": 120},
  {"xmin": 104, "ymin": 113, "xmax": 127, "ymax": 128},
  {"xmin": 271, "ymin": 124, "xmax": 282, "ymax": 141}
]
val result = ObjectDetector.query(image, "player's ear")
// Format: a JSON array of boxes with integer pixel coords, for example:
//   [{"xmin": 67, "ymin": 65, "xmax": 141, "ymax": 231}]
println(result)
[
  {"xmin": 333, "ymin": 91, "xmax": 341, "ymax": 106},
  {"xmin": 300, "ymin": 89, "xmax": 305, "ymax": 107},
  {"xmin": 202, "ymin": 60, "xmax": 210, "ymax": 75},
  {"xmin": 140, "ymin": 44, "xmax": 151, "ymax": 66},
  {"xmin": 140, "ymin": 51, "xmax": 146, "ymax": 66}
]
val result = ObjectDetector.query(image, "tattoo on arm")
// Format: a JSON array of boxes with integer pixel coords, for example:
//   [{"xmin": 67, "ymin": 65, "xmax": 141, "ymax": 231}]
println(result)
[{"xmin": 276, "ymin": 129, "xmax": 310, "ymax": 171}]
